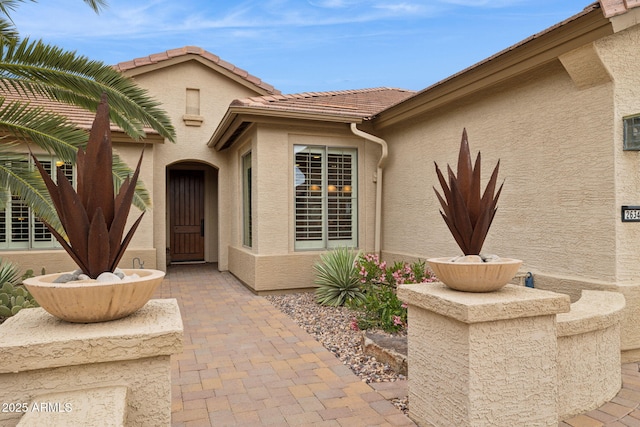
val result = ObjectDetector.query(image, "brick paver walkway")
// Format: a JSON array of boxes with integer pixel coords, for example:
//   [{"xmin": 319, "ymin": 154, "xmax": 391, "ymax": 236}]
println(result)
[
  {"xmin": 154, "ymin": 264, "xmax": 415, "ymax": 427},
  {"xmin": 156, "ymin": 263, "xmax": 640, "ymax": 427}
]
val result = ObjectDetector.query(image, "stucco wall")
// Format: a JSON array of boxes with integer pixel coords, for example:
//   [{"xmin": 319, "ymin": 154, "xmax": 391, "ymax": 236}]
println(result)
[
  {"xmin": 379, "ymin": 58, "xmax": 616, "ymax": 283},
  {"xmin": 596, "ymin": 23, "xmax": 640, "ymax": 282},
  {"xmin": 226, "ymin": 121, "xmax": 381, "ymax": 291},
  {"xmin": 127, "ymin": 59, "xmax": 265, "ymax": 271}
]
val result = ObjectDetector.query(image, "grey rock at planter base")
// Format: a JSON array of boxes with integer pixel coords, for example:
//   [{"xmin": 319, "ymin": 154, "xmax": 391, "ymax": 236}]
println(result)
[
  {"xmin": 52, "ymin": 273, "xmax": 77, "ymax": 283},
  {"xmin": 52, "ymin": 268, "xmax": 139, "ymax": 284}
]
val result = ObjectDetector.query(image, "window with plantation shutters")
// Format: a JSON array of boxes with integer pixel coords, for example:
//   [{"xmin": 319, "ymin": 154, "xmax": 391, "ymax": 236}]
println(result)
[
  {"xmin": 0, "ymin": 157, "xmax": 74, "ymax": 249},
  {"xmin": 294, "ymin": 146, "xmax": 357, "ymax": 250}
]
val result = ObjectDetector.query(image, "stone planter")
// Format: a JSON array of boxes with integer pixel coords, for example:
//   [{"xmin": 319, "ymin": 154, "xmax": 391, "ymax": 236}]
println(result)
[
  {"xmin": 23, "ymin": 269, "xmax": 165, "ymax": 323},
  {"xmin": 427, "ymin": 257, "xmax": 522, "ymax": 292}
]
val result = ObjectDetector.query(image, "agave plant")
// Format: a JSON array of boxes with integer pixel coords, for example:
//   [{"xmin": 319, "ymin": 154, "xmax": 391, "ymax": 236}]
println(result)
[
  {"xmin": 31, "ymin": 93, "xmax": 144, "ymax": 279},
  {"xmin": 314, "ymin": 246, "xmax": 364, "ymax": 307},
  {"xmin": 433, "ymin": 129, "xmax": 503, "ymax": 256}
]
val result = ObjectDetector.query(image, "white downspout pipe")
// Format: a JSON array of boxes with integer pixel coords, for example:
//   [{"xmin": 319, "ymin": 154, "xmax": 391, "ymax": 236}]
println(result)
[{"xmin": 350, "ymin": 123, "xmax": 387, "ymax": 255}]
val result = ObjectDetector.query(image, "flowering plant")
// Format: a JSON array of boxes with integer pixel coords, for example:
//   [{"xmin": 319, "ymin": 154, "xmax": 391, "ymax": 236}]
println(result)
[{"xmin": 350, "ymin": 253, "xmax": 434, "ymax": 332}]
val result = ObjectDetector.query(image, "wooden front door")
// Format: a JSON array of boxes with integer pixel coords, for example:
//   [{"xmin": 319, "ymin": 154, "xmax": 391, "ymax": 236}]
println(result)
[{"xmin": 169, "ymin": 170, "xmax": 205, "ymax": 262}]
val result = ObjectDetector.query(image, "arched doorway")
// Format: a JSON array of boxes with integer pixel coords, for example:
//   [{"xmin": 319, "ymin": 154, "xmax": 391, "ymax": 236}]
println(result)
[{"xmin": 166, "ymin": 162, "xmax": 218, "ymax": 264}]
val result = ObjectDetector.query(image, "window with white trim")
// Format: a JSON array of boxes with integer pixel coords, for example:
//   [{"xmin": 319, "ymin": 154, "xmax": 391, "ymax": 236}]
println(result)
[
  {"xmin": 0, "ymin": 157, "xmax": 74, "ymax": 249},
  {"xmin": 294, "ymin": 145, "xmax": 357, "ymax": 250},
  {"xmin": 242, "ymin": 151, "xmax": 252, "ymax": 247}
]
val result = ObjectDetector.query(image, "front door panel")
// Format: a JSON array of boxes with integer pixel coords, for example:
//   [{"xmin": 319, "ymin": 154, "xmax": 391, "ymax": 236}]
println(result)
[{"xmin": 169, "ymin": 170, "xmax": 205, "ymax": 262}]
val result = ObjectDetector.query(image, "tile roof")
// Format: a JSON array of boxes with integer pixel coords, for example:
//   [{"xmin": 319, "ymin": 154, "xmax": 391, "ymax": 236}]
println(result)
[
  {"xmin": 599, "ymin": 0, "xmax": 640, "ymax": 17},
  {"xmin": 113, "ymin": 46, "xmax": 280, "ymax": 95},
  {"xmin": 0, "ymin": 88, "xmax": 142, "ymax": 134},
  {"xmin": 229, "ymin": 87, "xmax": 416, "ymax": 119}
]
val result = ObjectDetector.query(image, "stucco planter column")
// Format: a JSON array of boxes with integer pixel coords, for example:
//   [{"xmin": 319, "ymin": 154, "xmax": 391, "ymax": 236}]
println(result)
[
  {"xmin": 0, "ymin": 299, "xmax": 183, "ymax": 427},
  {"xmin": 398, "ymin": 283, "xmax": 570, "ymax": 427}
]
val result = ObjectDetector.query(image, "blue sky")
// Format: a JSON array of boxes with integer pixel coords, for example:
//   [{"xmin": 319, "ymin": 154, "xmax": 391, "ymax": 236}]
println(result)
[{"xmin": 14, "ymin": 0, "xmax": 592, "ymax": 94}]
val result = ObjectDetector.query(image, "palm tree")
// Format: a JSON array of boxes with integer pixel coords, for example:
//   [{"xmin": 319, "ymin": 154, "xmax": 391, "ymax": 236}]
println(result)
[{"xmin": 0, "ymin": 0, "xmax": 176, "ymax": 231}]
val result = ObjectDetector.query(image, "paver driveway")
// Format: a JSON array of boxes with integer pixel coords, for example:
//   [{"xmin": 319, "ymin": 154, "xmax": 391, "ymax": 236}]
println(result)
[{"xmin": 154, "ymin": 263, "xmax": 415, "ymax": 427}]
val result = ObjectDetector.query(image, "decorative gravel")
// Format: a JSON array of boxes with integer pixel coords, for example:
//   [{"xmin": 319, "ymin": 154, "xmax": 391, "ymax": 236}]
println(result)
[{"xmin": 265, "ymin": 292, "xmax": 409, "ymax": 413}]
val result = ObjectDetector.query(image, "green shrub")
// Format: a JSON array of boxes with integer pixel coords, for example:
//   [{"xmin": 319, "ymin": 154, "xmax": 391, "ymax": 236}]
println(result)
[
  {"xmin": 349, "ymin": 253, "xmax": 434, "ymax": 333},
  {"xmin": 0, "ymin": 260, "xmax": 39, "ymax": 320},
  {"xmin": 314, "ymin": 247, "xmax": 364, "ymax": 307}
]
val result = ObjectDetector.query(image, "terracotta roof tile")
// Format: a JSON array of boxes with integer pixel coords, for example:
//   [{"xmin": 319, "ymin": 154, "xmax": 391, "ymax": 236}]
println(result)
[
  {"xmin": 231, "ymin": 87, "xmax": 415, "ymax": 119},
  {"xmin": 0, "ymin": 88, "xmax": 154, "ymax": 134},
  {"xmin": 599, "ymin": 0, "xmax": 640, "ymax": 17},
  {"xmin": 113, "ymin": 46, "xmax": 280, "ymax": 95}
]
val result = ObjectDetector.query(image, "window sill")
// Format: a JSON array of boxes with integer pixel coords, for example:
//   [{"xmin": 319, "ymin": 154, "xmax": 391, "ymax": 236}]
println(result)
[{"xmin": 183, "ymin": 114, "xmax": 204, "ymax": 127}]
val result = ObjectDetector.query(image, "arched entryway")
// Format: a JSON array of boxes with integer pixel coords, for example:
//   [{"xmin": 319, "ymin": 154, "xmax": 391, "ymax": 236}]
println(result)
[{"xmin": 166, "ymin": 162, "xmax": 218, "ymax": 264}]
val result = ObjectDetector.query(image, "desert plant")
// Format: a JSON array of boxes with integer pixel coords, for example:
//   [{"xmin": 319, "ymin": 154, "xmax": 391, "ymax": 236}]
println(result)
[
  {"xmin": 314, "ymin": 246, "xmax": 364, "ymax": 307},
  {"xmin": 0, "ymin": 260, "xmax": 39, "ymax": 319},
  {"xmin": 0, "ymin": 258, "xmax": 20, "ymax": 285},
  {"xmin": 0, "ymin": 281, "xmax": 39, "ymax": 318},
  {"xmin": 433, "ymin": 128, "xmax": 503, "ymax": 255},
  {"xmin": 32, "ymin": 93, "xmax": 144, "ymax": 279}
]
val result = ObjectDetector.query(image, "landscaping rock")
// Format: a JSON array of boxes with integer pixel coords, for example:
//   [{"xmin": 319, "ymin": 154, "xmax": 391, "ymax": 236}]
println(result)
[{"xmin": 362, "ymin": 331, "xmax": 407, "ymax": 376}]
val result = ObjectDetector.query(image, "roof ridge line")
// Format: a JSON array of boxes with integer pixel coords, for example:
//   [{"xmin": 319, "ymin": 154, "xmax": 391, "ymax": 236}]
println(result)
[{"xmin": 113, "ymin": 46, "xmax": 280, "ymax": 95}]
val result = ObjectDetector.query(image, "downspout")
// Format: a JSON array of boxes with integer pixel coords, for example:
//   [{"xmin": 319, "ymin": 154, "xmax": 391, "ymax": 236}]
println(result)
[{"xmin": 350, "ymin": 122, "xmax": 387, "ymax": 256}]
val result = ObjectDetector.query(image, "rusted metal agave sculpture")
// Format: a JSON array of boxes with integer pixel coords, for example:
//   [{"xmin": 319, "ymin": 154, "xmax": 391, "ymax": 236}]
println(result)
[
  {"xmin": 433, "ymin": 129, "xmax": 503, "ymax": 256},
  {"xmin": 32, "ymin": 93, "xmax": 144, "ymax": 279}
]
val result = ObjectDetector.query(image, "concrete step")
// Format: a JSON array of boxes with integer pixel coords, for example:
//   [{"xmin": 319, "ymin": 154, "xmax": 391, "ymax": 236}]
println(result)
[{"xmin": 18, "ymin": 385, "xmax": 128, "ymax": 427}]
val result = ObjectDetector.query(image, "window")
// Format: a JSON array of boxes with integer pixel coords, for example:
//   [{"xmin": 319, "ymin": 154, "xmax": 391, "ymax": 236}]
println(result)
[
  {"xmin": 242, "ymin": 152, "xmax": 252, "ymax": 247},
  {"xmin": 186, "ymin": 88, "xmax": 200, "ymax": 115},
  {"xmin": 624, "ymin": 114, "xmax": 640, "ymax": 150},
  {"xmin": 0, "ymin": 157, "xmax": 74, "ymax": 249},
  {"xmin": 294, "ymin": 146, "xmax": 357, "ymax": 250}
]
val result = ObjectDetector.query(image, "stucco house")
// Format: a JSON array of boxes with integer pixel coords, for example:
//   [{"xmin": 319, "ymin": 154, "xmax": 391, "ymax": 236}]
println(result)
[{"xmin": 4, "ymin": 1, "xmax": 640, "ymax": 358}]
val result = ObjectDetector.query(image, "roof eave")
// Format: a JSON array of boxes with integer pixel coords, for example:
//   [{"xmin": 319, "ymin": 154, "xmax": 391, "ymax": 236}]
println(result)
[
  {"xmin": 208, "ymin": 106, "xmax": 365, "ymax": 151},
  {"xmin": 374, "ymin": 4, "xmax": 612, "ymax": 129}
]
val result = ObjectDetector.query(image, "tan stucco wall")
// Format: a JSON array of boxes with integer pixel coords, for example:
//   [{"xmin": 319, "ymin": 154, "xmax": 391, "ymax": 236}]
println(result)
[
  {"xmin": 556, "ymin": 290, "xmax": 624, "ymax": 420},
  {"xmin": 0, "ymin": 299, "xmax": 183, "ymax": 427},
  {"xmin": 126, "ymin": 59, "xmax": 266, "ymax": 271},
  {"xmin": 399, "ymin": 283, "xmax": 570, "ymax": 427},
  {"xmin": 379, "ymin": 58, "xmax": 616, "ymax": 282},
  {"xmin": 596, "ymin": 24, "xmax": 640, "ymax": 282},
  {"xmin": 226, "ymin": 121, "xmax": 381, "ymax": 291}
]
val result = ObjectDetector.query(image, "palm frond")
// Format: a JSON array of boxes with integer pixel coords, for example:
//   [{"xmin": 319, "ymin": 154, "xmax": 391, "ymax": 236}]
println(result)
[
  {"xmin": 0, "ymin": 18, "xmax": 18, "ymax": 43},
  {"xmin": 0, "ymin": 97, "xmax": 87, "ymax": 160},
  {"xmin": 80, "ymin": 0, "xmax": 107, "ymax": 13},
  {"xmin": 0, "ymin": 38, "xmax": 176, "ymax": 143},
  {"xmin": 112, "ymin": 153, "xmax": 150, "ymax": 211},
  {"xmin": 0, "ymin": 152, "xmax": 61, "ymax": 229}
]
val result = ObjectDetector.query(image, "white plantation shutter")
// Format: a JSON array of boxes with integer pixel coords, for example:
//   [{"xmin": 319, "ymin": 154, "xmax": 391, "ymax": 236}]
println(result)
[
  {"xmin": 294, "ymin": 146, "xmax": 357, "ymax": 250},
  {"xmin": 0, "ymin": 157, "xmax": 74, "ymax": 249}
]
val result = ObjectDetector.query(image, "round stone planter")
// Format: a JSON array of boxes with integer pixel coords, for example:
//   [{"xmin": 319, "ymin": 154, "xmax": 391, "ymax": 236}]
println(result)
[
  {"xmin": 23, "ymin": 269, "xmax": 165, "ymax": 323},
  {"xmin": 427, "ymin": 257, "xmax": 522, "ymax": 292}
]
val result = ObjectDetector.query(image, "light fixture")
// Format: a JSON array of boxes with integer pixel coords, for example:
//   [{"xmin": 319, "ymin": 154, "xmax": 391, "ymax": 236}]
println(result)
[
  {"xmin": 327, "ymin": 185, "xmax": 337, "ymax": 192},
  {"xmin": 55, "ymin": 160, "xmax": 65, "ymax": 167},
  {"xmin": 309, "ymin": 184, "xmax": 320, "ymax": 191},
  {"xmin": 342, "ymin": 185, "xmax": 352, "ymax": 193}
]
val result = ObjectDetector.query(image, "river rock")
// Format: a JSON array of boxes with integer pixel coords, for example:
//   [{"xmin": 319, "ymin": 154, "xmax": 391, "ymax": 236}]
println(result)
[
  {"xmin": 96, "ymin": 272, "xmax": 121, "ymax": 283},
  {"xmin": 453, "ymin": 255, "xmax": 483, "ymax": 263},
  {"xmin": 53, "ymin": 273, "xmax": 77, "ymax": 283}
]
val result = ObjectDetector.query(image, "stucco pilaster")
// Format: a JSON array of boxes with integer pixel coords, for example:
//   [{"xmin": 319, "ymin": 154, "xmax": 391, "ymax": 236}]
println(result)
[{"xmin": 398, "ymin": 283, "xmax": 570, "ymax": 427}]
